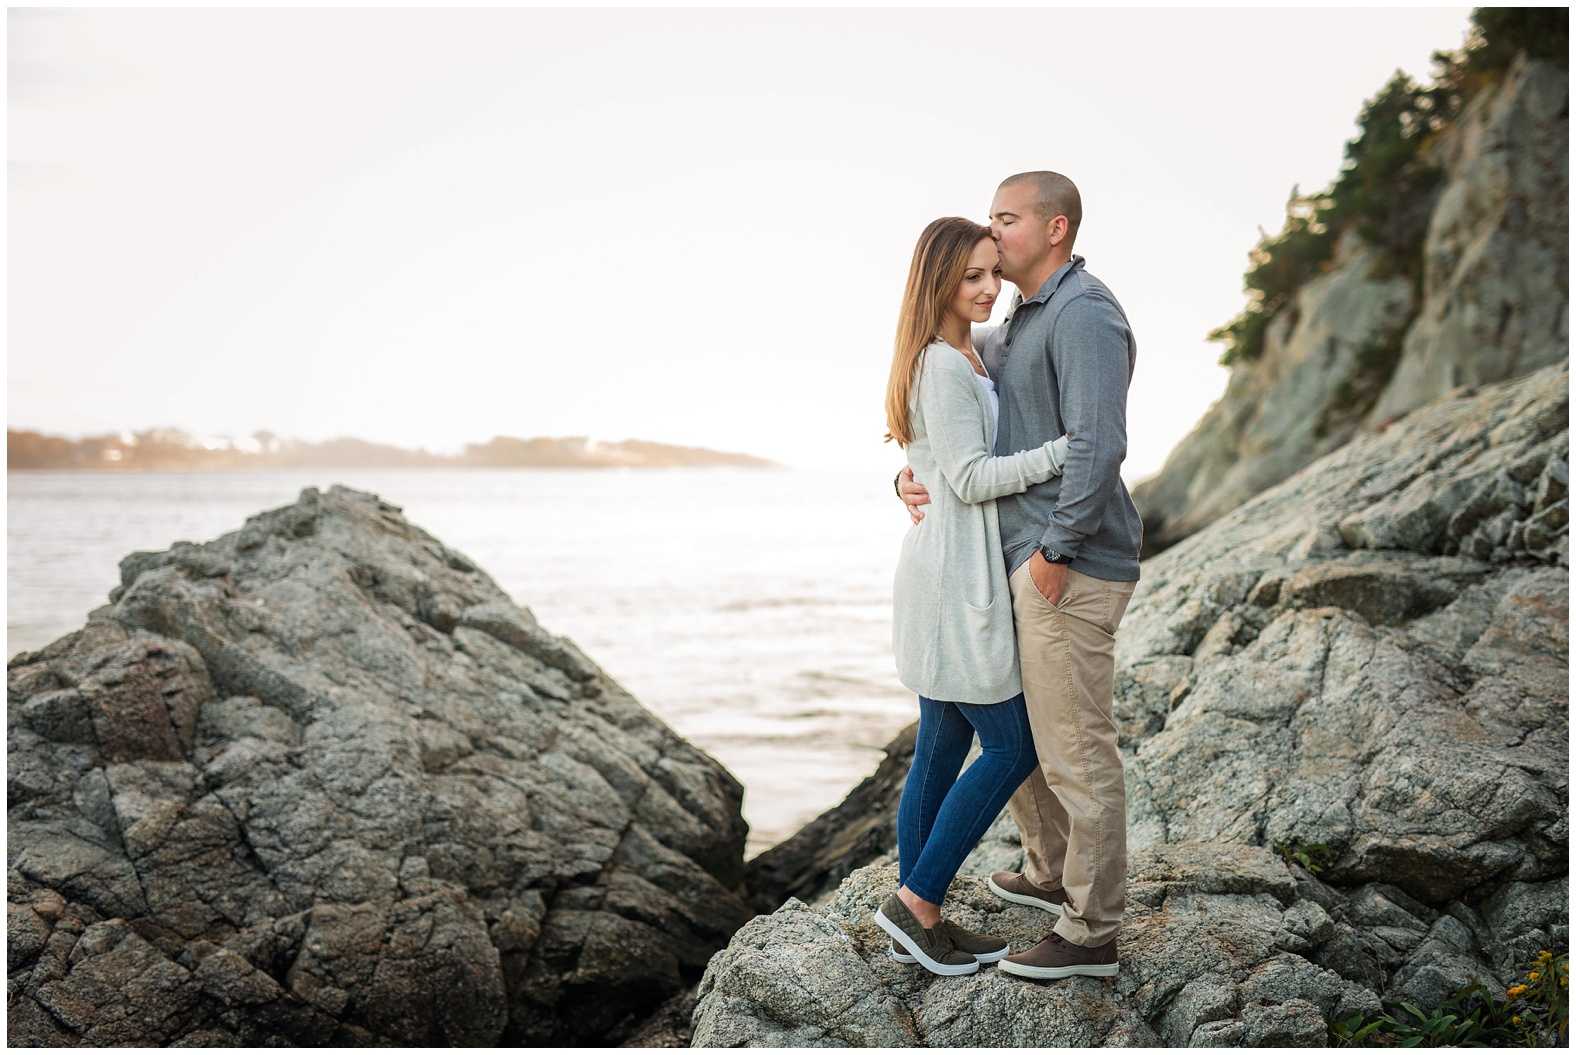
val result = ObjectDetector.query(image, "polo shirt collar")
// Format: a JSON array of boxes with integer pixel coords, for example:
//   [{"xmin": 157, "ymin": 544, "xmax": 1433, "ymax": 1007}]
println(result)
[{"xmin": 1022, "ymin": 254, "xmax": 1086, "ymax": 306}]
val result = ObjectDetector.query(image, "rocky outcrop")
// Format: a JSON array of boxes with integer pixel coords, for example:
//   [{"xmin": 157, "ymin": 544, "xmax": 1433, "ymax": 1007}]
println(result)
[
  {"xmin": 1119, "ymin": 363, "xmax": 1567, "ymax": 903},
  {"xmin": 7, "ymin": 485, "xmax": 751, "ymax": 1046},
  {"xmin": 694, "ymin": 848, "xmax": 1566, "ymax": 1047},
  {"xmin": 695, "ymin": 363, "xmax": 1568, "ymax": 1044},
  {"xmin": 1136, "ymin": 55, "xmax": 1567, "ymax": 555},
  {"xmin": 694, "ymin": 848, "xmax": 1383, "ymax": 1047}
]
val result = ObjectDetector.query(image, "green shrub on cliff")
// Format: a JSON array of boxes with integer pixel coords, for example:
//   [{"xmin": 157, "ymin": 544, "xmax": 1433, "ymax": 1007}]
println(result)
[
  {"xmin": 1211, "ymin": 7, "xmax": 1569, "ymax": 368},
  {"xmin": 1330, "ymin": 949, "xmax": 1569, "ymax": 1048},
  {"xmin": 1465, "ymin": 7, "xmax": 1569, "ymax": 72},
  {"xmin": 1210, "ymin": 71, "xmax": 1444, "ymax": 368}
]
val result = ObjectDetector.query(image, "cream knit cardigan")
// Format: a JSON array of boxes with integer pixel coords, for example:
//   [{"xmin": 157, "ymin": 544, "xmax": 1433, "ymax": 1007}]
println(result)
[{"xmin": 892, "ymin": 341, "xmax": 1067, "ymax": 703}]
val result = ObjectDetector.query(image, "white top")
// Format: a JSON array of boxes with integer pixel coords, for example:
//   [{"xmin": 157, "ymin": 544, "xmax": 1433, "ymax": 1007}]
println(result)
[{"xmin": 891, "ymin": 342, "xmax": 1069, "ymax": 703}]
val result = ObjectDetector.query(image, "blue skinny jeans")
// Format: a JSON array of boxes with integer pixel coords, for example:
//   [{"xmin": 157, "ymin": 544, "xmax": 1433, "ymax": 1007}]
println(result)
[{"xmin": 897, "ymin": 693, "xmax": 1040, "ymax": 905}]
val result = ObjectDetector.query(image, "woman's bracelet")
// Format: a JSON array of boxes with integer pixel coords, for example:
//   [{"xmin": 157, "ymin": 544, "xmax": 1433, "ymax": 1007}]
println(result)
[{"xmin": 893, "ymin": 470, "xmax": 904, "ymax": 499}]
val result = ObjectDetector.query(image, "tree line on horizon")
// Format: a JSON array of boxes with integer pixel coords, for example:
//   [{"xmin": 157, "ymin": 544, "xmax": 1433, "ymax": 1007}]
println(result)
[{"xmin": 5, "ymin": 427, "xmax": 775, "ymax": 471}]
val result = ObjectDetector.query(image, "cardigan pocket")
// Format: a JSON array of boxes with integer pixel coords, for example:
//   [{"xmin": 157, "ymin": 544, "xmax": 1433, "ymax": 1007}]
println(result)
[{"xmin": 952, "ymin": 596, "xmax": 1015, "ymax": 690}]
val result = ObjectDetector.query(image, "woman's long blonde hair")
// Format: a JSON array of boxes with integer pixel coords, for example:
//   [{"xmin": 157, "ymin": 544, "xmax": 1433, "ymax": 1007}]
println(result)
[{"xmin": 884, "ymin": 217, "xmax": 993, "ymax": 447}]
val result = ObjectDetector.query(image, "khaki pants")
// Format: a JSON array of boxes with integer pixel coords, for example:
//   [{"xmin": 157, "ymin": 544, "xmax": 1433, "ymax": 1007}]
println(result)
[{"xmin": 1006, "ymin": 560, "xmax": 1136, "ymax": 947}]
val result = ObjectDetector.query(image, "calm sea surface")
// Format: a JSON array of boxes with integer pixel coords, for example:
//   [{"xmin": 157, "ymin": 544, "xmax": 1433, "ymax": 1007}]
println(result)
[{"xmin": 7, "ymin": 468, "xmax": 917, "ymax": 856}]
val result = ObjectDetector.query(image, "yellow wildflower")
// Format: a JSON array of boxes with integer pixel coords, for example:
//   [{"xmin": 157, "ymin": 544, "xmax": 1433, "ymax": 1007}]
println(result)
[
  {"xmin": 1508, "ymin": 985, "xmax": 1528, "ymax": 1000},
  {"xmin": 1530, "ymin": 971, "xmax": 1541, "ymax": 981},
  {"xmin": 1513, "ymin": 1016, "xmax": 1522, "ymax": 1025}
]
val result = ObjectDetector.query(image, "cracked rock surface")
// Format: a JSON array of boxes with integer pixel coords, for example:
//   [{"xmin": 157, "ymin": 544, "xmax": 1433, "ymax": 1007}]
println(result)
[
  {"xmin": 695, "ymin": 364, "xmax": 1568, "ymax": 1045},
  {"xmin": 1120, "ymin": 364, "xmax": 1568, "ymax": 899},
  {"xmin": 694, "ymin": 849, "xmax": 1377, "ymax": 1047},
  {"xmin": 8, "ymin": 484, "xmax": 750, "ymax": 1045}
]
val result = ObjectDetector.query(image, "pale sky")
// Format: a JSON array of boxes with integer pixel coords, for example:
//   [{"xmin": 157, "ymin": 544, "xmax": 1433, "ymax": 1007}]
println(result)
[{"xmin": 9, "ymin": 6, "xmax": 1475, "ymax": 479}]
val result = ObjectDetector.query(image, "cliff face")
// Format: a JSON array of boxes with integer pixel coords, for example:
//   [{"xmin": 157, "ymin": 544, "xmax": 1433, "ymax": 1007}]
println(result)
[
  {"xmin": 6, "ymin": 486, "xmax": 751, "ymax": 1046},
  {"xmin": 1133, "ymin": 232, "xmax": 1416, "ymax": 553},
  {"xmin": 693, "ymin": 362, "xmax": 1568, "ymax": 1046},
  {"xmin": 1136, "ymin": 55, "xmax": 1568, "ymax": 555},
  {"xmin": 1371, "ymin": 55, "xmax": 1570, "ymax": 423}
]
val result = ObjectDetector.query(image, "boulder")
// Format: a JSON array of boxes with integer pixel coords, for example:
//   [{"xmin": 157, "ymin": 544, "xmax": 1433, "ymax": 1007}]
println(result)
[{"xmin": 7, "ymin": 484, "xmax": 751, "ymax": 1045}]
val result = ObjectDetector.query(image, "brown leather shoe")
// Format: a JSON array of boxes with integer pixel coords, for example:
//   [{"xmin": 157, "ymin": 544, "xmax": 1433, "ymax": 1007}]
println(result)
[
  {"xmin": 889, "ymin": 919, "xmax": 1009, "ymax": 964},
  {"xmin": 998, "ymin": 931, "xmax": 1118, "ymax": 979},
  {"xmin": 988, "ymin": 871, "xmax": 1067, "ymax": 916}
]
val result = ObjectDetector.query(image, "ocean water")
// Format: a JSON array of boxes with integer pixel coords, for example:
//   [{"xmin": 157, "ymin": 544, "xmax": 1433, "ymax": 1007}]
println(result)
[{"xmin": 7, "ymin": 468, "xmax": 918, "ymax": 856}]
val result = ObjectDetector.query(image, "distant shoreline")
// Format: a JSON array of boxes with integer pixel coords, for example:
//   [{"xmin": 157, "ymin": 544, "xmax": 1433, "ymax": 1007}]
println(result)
[{"xmin": 7, "ymin": 428, "xmax": 778, "ymax": 472}]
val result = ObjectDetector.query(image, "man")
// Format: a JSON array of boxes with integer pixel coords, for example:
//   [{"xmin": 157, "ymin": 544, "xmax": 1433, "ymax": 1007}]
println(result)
[{"xmin": 898, "ymin": 171, "xmax": 1142, "ymax": 979}]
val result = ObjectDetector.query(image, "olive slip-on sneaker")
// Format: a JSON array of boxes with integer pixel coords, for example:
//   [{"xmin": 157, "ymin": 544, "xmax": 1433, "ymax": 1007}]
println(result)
[
  {"xmin": 997, "ymin": 930, "xmax": 1119, "ymax": 980},
  {"xmin": 988, "ymin": 871, "xmax": 1067, "ymax": 916},
  {"xmin": 874, "ymin": 894, "xmax": 979, "ymax": 976},
  {"xmin": 888, "ymin": 919, "xmax": 1009, "ymax": 964}
]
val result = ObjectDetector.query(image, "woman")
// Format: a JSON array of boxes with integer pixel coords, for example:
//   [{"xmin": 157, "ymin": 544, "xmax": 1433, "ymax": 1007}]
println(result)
[{"xmin": 876, "ymin": 217, "xmax": 1069, "ymax": 976}]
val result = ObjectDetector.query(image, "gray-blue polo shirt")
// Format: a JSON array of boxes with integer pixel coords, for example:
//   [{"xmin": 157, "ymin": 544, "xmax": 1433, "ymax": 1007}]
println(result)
[{"xmin": 980, "ymin": 255, "xmax": 1144, "ymax": 582}]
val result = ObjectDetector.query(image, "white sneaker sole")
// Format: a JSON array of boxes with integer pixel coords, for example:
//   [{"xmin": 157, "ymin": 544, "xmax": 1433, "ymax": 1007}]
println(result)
[
  {"xmin": 997, "ymin": 958, "xmax": 1119, "ymax": 980},
  {"xmin": 987, "ymin": 875, "xmax": 1065, "ymax": 916},
  {"xmin": 874, "ymin": 909, "xmax": 979, "ymax": 976},
  {"xmin": 890, "ymin": 944, "xmax": 1008, "ymax": 965}
]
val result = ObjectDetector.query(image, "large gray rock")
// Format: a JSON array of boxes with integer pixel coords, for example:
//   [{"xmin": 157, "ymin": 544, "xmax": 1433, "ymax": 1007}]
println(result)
[
  {"xmin": 1135, "ymin": 56, "xmax": 1567, "ymax": 554},
  {"xmin": 7, "ymin": 485, "xmax": 751, "ymax": 1045}
]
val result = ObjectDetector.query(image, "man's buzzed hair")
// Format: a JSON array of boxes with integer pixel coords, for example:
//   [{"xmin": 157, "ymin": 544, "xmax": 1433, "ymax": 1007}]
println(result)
[{"xmin": 1001, "ymin": 171, "xmax": 1082, "ymax": 243}]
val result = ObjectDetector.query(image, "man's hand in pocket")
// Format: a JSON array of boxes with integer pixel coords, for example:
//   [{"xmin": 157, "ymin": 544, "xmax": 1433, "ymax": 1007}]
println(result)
[{"xmin": 1029, "ymin": 550, "xmax": 1069, "ymax": 606}]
